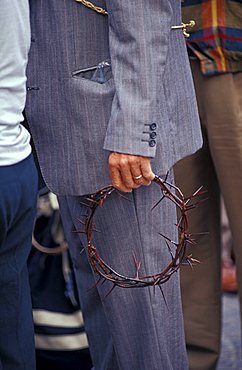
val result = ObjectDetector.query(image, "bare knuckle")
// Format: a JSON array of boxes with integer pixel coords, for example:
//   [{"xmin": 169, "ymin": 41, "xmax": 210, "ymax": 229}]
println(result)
[
  {"xmin": 109, "ymin": 158, "xmax": 117, "ymax": 167},
  {"xmin": 129, "ymin": 157, "xmax": 140, "ymax": 166},
  {"xmin": 143, "ymin": 171, "xmax": 152, "ymax": 179},
  {"xmin": 120, "ymin": 157, "xmax": 128, "ymax": 166},
  {"xmin": 124, "ymin": 181, "xmax": 133, "ymax": 189}
]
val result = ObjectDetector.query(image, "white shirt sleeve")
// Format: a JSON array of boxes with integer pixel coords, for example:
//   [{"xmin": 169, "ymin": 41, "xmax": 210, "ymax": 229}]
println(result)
[{"xmin": 0, "ymin": 0, "xmax": 32, "ymax": 165}]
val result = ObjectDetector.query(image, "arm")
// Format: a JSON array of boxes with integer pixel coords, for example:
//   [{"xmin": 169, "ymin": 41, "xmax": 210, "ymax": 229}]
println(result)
[{"xmin": 104, "ymin": 0, "xmax": 173, "ymax": 191}]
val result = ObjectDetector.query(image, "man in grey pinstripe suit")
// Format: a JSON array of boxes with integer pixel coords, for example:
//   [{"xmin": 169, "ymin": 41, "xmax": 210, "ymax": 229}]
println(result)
[{"xmin": 25, "ymin": 0, "xmax": 202, "ymax": 369}]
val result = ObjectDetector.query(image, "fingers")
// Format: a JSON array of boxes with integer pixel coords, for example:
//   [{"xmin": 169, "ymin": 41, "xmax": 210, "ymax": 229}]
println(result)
[
  {"xmin": 140, "ymin": 159, "xmax": 155, "ymax": 182},
  {"xmin": 109, "ymin": 152, "xmax": 155, "ymax": 192},
  {"xmin": 130, "ymin": 162, "xmax": 151, "ymax": 186},
  {"xmin": 109, "ymin": 154, "xmax": 139, "ymax": 192},
  {"xmin": 109, "ymin": 165, "xmax": 133, "ymax": 192}
]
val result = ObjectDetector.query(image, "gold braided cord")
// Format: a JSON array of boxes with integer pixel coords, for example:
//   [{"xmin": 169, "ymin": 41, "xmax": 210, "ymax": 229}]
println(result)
[{"xmin": 76, "ymin": 0, "xmax": 108, "ymax": 15}]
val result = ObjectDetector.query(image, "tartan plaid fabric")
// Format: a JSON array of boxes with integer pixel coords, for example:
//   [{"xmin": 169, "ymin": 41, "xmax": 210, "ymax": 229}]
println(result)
[{"xmin": 182, "ymin": 0, "xmax": 242, "ymax": 75}]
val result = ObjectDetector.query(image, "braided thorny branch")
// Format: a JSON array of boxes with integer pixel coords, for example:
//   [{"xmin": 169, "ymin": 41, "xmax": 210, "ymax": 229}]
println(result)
[{"xmin": 80, "ymin": 175, "xmax": 206, "ymax": 289}]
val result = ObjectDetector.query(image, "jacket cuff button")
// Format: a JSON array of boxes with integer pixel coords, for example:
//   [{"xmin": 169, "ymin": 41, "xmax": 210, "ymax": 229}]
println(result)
[
  {"xmin": 150, "ymin": 123, "xmax": 157, "ymax": 131},
  {"xmin": 150, "ymin": 132, "xmax": 157, "ymax": 139},
  {"xmin": 149, "ymin": 140, "xmax": 156, "ymax": 147}
]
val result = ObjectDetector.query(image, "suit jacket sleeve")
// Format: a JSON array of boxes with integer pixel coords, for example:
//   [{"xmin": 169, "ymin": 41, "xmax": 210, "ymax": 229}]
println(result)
[{"xmin": 103, "ymin": 0, "xmax": 173, "ymax": 157}]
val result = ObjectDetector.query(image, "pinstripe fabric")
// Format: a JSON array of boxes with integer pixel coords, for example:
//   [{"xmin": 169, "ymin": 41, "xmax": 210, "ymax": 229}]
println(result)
[
  {"xmin": 58, "ymin": 173, "xmax": 188, "ymax": 370},
  {"xmin": 24, "ymin": 2, "xmax": 203, "ymax": 368},
  {"xmin": 25, "ymin": 0, "xmax": 202, "ymax": 196},
  {"xmin": 183, "ymin": 0, "xmax": 242, "ymax": 75}
]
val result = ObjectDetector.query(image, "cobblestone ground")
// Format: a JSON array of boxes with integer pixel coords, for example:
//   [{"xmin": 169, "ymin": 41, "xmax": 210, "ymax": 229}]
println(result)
[{"xmin": 217, "ymin": 293, "xmax": 242, "ymax": 370}]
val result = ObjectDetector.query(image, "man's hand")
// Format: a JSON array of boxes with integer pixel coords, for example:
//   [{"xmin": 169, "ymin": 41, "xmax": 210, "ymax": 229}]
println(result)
[{"xmin": 108, "ymin": 152, "xmax": 155, "ymax": 192}]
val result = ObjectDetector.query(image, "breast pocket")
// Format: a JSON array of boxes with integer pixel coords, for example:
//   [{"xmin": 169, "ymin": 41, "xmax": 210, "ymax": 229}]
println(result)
[
  {"xmin": 70, "ymin": 59, "xmax": 115, "ymax": 149},
  {"xmin": 72, "ymin": 60, "xmax": 112, "ymax": 84}
]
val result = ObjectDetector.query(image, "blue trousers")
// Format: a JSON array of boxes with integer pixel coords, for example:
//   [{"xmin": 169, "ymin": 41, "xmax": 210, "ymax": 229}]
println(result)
[
  {"xmin": 0, "ymin": 154, "xmax": 38, "ymax": 370},
  {"xmin": 58, "ymin": 172, "xmax": 188, "ymax": 370}
]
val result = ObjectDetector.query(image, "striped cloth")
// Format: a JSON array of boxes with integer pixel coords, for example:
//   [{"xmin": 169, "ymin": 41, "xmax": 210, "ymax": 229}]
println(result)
[
  {"xmin": 28, "ymin": 199, "xmax": 93, "ymax": 370},
  {"xmin": 182, "ymin": 0, "xmax": 242, "ymax": 75}
]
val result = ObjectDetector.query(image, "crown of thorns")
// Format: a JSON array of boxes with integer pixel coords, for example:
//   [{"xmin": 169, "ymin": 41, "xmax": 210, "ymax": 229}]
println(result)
[{"xmin": 79, "ymin": 175, "xmax": 206, "ymax": 290}]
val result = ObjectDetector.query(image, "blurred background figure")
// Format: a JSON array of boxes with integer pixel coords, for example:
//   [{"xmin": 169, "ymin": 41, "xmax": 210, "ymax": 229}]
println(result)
[
  {"xmin": 0, "ymin": 1, "xmax": 38, "ymax": 369},
  {"xmin": 175, "ymin": 1, "xmax": 242, "ymax": 369},
  {"xmin": 29, "ymin": 192, "xmax": 93, "ymax": 370}
]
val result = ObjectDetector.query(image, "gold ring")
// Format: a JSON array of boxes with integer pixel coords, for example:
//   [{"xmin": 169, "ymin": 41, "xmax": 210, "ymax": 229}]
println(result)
[{"xmin": 133, "ymin": 175, "xmax": 143, "ymax": 180}]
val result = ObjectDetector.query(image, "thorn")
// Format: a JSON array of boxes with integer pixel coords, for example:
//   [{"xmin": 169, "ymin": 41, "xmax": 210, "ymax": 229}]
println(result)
[
  {"xmin": 183, "ymin": 258, "xmax": 194, "ymax": 269},
  {"xmin": 163, "ymin": 179, "xmax": 184, "ymax": 199},
  {"xmin": 77, "ymin": 218, "xmax": 86, "ymax": 225},
  {"xmin": 165, "ymin": 240, "xmax": 174, "ymax": 260},
  {"xmin": 103, "ymin": 284, "xmax": 116, "ymax": 299},
  {"xmin": 151, "ymin": 195, "xmax": 165, "ymax": 210},
  {"xmin": 80, "ymin": 247, "xmax": 86, "ymax": 255},
  {"xmin": 158, "ymin": 285, "xmax": 169, "ymax": 309},
  {"xmin": 101, "ymin": 278, "xmax": 107, "ymax": 285},
  {"xmin": 193, "ymin": 190, "xmax": 208, "ymax": 197},
  {"xmin": 72, "ymin": 230, "xmax": 86, "ymax": 234},
  {"xmin": 184, "ymin": 187, "xmax": 204, "ymax": 202},
  {"xmin": 87, "ymin": 276, "xmax": 103, "ymax": 292},
  {"xmin": 93, "ymin": 228, "xmax": 101, "ymax": 233},
  {"xmin": 79, "ymin": 201, "xmax": 90, "ymax": 207},
  {"xmin": 158, "ymin": 232, "xmax": 178, "ymax": 247},
  {"xmin": 186, "ymin": 238, "xmax": 198, "ymax": 246},
  {"xmin": 116, "ymin": 191, "xmax": 133, "ymax": 202},
  {"xmin": 158, "ymin": 232, "xmax": 172, "ymax": 242},
  {"xmin": 182, "ymin": 254, "xmax": 200, "ymax": 268},
  {"xmin": 192, "ymin": 185, "xmax": 204, "ymax": 197},
  {"xmin": 132, "ymin": 252, "xmax": 141, "ymax": 278},
  {"xmin": 187, "ymin": 236, "xmax": 198, "ymax": 243},
  {"xmin": 194, "ymin": 189, "xmax": 208, "ymax": 196},
  {"xmin": 187, "ymin": 254, "xmax": 200, "ymax": 264},
  {"xmin": 186, "ymin": 197, "xmax": 209, "ymax": 210},
  {"xmin": 164, "ymin": 171, "xmax": 169, "ymax": 182},
  {"xmin": 85, "ymin": 197, "xmax": 100, "ymax": 205},
  {"xmin": 188, "ymin": 232, "xmax": 209, "ymax": 237}
]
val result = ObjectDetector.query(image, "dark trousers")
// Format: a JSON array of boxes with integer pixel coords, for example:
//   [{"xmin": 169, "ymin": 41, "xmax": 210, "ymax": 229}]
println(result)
[{"xmin": 0, "ymin": 154, "xmax": 38, "ymax": 370}]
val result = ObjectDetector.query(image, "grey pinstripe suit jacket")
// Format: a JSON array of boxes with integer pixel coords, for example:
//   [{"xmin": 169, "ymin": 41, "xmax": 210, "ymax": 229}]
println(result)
[{"xmin": 25, "ymin": 0, "xmax": 202, "ymax": 196}]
